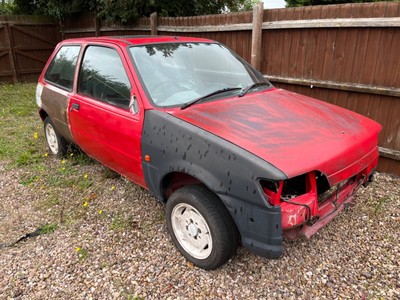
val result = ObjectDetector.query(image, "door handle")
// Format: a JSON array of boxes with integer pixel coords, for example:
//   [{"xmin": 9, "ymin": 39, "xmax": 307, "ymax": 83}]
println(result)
[{"xmin": 71, "ymin": 103, "xmax": 80, "ymax": 111}]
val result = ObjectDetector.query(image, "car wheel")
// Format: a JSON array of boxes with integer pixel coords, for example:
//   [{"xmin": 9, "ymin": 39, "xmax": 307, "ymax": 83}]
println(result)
[
  {"xmin": 44, "ymin": 117, "xmax": 68, "ymax": 157},
  {"xmin": 166, "ymin": 185, "xmax": 239, "ymax": 270}
]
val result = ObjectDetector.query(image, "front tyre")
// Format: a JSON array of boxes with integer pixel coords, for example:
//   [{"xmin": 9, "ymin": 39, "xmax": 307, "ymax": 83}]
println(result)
[
  {"xmin": 166, "ymin": 185, "xmax": 239, "ymax": 270},
  {"xmin": 44, "ymin": 117, "xmax": 68, "ymax": 157}
]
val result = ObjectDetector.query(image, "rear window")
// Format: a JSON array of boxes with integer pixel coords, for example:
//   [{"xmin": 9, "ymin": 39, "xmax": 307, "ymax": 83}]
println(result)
[{"xmin": 44, "ymin": 45, "xmax": 80, "ymax": 91}]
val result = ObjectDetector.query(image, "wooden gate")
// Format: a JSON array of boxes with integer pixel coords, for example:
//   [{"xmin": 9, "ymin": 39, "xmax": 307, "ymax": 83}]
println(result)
[{"xmin": 0, "ymin": 16, "xmax": 60, "ymax": 83}]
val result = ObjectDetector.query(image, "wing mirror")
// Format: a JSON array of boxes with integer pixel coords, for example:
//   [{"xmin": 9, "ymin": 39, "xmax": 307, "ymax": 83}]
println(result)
[{"xmin": 129, "ymin": 95, "xmax": 139, "ymax": 114}]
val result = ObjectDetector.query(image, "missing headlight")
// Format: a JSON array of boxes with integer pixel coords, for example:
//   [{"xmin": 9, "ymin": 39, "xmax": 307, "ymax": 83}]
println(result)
[{"xmin": 281, "ymin": 175, "xmax": 307, "ymax": 200}]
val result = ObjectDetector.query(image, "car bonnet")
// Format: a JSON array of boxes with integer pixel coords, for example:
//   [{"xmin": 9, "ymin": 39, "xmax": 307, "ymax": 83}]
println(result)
[{"xmin": 172, "ymin": 88, "xmax": 381, "ymax": 184}]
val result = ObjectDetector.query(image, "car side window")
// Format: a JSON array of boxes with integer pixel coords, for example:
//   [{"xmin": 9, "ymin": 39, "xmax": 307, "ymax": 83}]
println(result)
[
  {"xmin": 78, "ymin": 46, "xmax": 131, "ymax": 109},
  {"xmin": 44, "ymin": 45, "xmax": 80, "ymax": 91}
]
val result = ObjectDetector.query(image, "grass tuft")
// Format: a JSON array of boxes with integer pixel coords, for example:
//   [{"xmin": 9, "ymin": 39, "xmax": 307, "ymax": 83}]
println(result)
[
  {"xmin": 110, "ymin": 215, "xmax": 135, "ymax": 231},
  {"xmin": 39, "ymin": 223, "xmax": 58, "ymax": 234}
]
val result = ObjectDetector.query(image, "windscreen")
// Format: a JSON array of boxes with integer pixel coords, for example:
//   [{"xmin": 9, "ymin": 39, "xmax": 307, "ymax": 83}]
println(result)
[{"xmin": 129, "ymin": 43, "xmax": 270, "ymax": 107}]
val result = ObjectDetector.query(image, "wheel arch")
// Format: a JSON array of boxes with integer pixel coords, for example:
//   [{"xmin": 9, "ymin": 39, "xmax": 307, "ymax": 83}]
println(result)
[
  {"xmin": 159, "ymin": 170, "xmax": 242, "ymax": 243},
  {"xmin": 161, "ymin": 172, "xmax": 203, "ymax": 201},
  {"xmin": 38, "ymin": 108, "xmax": 49, "ymax": 122},
  {"xmin": 147, "ymin": 159, "xmax": 225, "ymax": 203}
]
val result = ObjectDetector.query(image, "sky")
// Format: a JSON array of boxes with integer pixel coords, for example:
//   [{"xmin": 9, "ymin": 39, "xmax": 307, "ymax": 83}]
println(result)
[{"xmin": 262, "ymin": 0, "xmax": 287, "ymax": 9}]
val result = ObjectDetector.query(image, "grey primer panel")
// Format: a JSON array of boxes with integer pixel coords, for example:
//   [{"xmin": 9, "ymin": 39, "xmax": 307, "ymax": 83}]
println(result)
[{"xmin": 141, "ymin": 110, "xmax": 287, "ymax": 259}]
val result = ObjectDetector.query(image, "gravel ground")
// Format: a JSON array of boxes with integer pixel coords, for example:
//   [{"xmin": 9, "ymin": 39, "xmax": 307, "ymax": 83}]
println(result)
[{"xmin": 0, "ymin": 158, "xmax": 399, "ymax": 299}]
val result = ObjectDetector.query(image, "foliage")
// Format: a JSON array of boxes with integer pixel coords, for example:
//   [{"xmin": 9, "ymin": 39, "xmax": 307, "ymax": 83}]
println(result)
[
  {"xmin": 97, "ymin": 0, "xmax": 150, "ymax": 23},
  {"xmin": 0, "ymin": 1, "xmax": 16, "ymax": 14},
  {"xmin": 10, "ymin": 0, "xmax": 259, "ymax": 22},
  {"xmin": 285, "ymin": 0, "xmax": 398, "ymax": 7},
  {"xmin": 110, "ymin": 215, "xmax": 134, "ymax": 230},
  {"xmin": 12, "ymin": 0, "xmax": 96, "ymax": 18},
  {"xmin": 40, "ymin": 223, "xmax": 58, "ymax": 234},
  {"xmin": 150, "ymin": 0, "xmax": 260, "ymax": 17}
]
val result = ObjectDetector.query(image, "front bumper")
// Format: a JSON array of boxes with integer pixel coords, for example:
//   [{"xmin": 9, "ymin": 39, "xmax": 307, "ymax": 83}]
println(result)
[
  {"xmin": 281, "ymin": 149, "xmax": 379, "ymax": 239},
  {"xmin": 282, "ymin": 171, "xmax": 371, "ymax": 239},
  {"xmin": 219, "ymin": 146, "xmax": 378, "ymax": 259}
]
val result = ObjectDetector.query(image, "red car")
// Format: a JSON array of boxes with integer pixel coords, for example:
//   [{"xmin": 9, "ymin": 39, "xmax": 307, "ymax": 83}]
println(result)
[{"xmin": 36, "ymin": 36, "xmax": 381, "ymax": 269}]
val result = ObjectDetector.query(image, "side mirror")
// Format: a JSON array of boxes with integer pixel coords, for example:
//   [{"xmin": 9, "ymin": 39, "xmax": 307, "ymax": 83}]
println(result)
[{"xmin": 129, "ymin": 95, "xmax": 139, "ymax": 114}]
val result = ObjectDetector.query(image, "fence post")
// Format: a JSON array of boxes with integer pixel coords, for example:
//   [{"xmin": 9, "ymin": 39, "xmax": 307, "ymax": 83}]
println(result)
[
  {"xmin": 59, "ymin": 19, "xmax": 64, "ymax": 41},
  {"xmin": 4, "ymin": 22, "xmax": 18, "ymax": 83},
  {"xmin": 150, "ymin": 12, "xmax": 158, "ymax": 35},
  {"xmin": 251, "ymin": 2, "xmax": 264, "ymax": 70},
  {"xmin": 94, "ymin": 17, "xmax": 101, "ymax": 37}
]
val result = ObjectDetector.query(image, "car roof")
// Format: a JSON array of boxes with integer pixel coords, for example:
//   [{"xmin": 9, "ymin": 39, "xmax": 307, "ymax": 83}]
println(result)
[{"xmin": 60, "ymin": 35, "xmax": 215, "ymax": 46}]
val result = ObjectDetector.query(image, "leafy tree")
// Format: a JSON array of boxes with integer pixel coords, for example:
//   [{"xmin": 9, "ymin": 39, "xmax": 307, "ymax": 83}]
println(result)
[
  {"xmin": 12, "ymin": 0, "xmax": 96, "ymax": 18},
  {"xmin": 96, "ymin": 0, "xmax": 151, "ymax": 23},
  {"xmin": 11, "ymin": 0, "xmax": 260, "ymax": 22},
  {"xmin": 151, "ymin": 0, "xmax": 259, "ymax": 17},
  {"xmin": 0, "ymin": 0, "xmax": 15, "ymax": 14},
  {"xmin": 286, "ymin": 0, "xmax": 397, "ymax": 7}
]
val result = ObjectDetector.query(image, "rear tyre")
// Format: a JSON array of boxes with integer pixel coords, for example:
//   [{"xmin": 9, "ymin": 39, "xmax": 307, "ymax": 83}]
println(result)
[
  {"xmin": 44, "ymin": 117, "xmax": 68, "ymax": 157},
  {"xmin": 166, "ymin": 185, "xmax": 239, "ymax": 270}
]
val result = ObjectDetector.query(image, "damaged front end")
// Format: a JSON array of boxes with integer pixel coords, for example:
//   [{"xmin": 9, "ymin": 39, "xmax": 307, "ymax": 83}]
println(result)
[{"xmin": 260, "ymin": 154, "xmax": 378, "ymax": 240}]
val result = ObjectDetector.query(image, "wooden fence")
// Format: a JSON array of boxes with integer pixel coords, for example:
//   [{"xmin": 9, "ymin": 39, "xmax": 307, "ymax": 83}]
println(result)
[
  {"xmin": 0, "ymin": 15, "xmax": 59, "ymax": 83},
  {"xmin": 260, "ymin": 3, "xmax": 400, "ymax": 176},
  {"xmin": 1, "ymin": 2, "xmax": 399, "ymax": 175}
]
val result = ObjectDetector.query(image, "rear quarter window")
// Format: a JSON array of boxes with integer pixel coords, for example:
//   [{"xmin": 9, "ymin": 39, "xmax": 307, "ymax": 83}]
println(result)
[{"xmin": 44, "ymin": 45, "xmax": 80, "ymax": 91}]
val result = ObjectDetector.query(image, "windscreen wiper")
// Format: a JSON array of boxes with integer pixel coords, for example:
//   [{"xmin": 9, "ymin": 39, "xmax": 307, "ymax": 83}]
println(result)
[
  {"xmin": 238, "ymin": 82, "xmax": 271, "ymax": 97},
  {"xmin": 181, "ymin": 87, "xmax": 242, "ymax": 110}
]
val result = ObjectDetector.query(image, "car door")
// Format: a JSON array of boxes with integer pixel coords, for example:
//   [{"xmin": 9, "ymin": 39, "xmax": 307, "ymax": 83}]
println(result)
[
  {"xmin": 41, "ymin": 44, "xmax": 81, "ymax": 143},
  {"xmin": 68, "ymin": 44, "xmax": 146, "ymax": 187}
]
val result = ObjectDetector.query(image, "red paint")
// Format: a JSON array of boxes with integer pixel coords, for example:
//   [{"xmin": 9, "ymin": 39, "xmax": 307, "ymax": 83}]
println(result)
[
  {"xmin": 68, "ymin": 93, "xmax": 146, "ymax": 187},
  {"xmin": 174, "ymin": 88, "xmax": 381, "ymax": 186}
]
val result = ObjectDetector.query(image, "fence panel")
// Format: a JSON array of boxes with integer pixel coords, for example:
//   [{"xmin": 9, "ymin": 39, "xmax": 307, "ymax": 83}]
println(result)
[
  {"xmin": 0, "ymin": 23, "xmax": 15, "ymax": 83},
  {"xmin": 62, "ymin": 13, "xmax": 152, "ymax": 39},
  {"xmin": 157, "ymin": 12, "xmax": 253, "ymax": 62},
  {"xmin": 261, "ymin": 3, "xmax": 400, "ymax": 175},
  {"xmin": 0, "ymin": 16, "xmax": 59, "ymax": 83}
]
